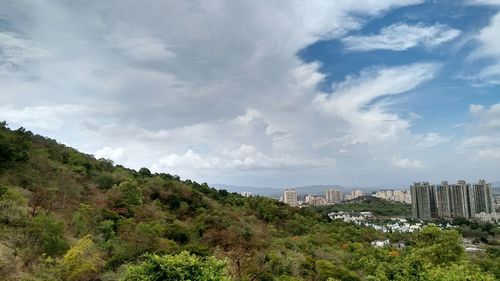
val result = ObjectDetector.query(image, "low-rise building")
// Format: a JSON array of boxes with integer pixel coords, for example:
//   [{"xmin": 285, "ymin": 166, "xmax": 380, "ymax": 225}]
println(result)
[
  {"xmin": 374, "ymin": 190, "xmax": 411, "ymax": 204},
  {"xmin": 371, "ymin": 239, "xmax": 390, "ymax": 248},
  {"xmin": 240, "ymin": 191, "xmax": 252, "ymax": 197},
  {"xmin": 474, "ymin": 212, "xmax": 500, "ymax": 223}
]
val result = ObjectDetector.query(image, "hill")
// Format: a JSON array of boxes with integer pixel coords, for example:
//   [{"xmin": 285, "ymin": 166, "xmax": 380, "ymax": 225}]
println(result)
[
  {"xmin": 309, "ymin": 196, "xmax": 412, "ymax": 217},
  {"xmin": 1, "ymin": 122, "xmax": 499, "ymax": 281}
]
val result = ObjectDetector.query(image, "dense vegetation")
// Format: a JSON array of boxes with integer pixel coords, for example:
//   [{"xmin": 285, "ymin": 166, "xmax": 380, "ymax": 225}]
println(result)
[
  {"xmin": 309, "ymin": 196, "xmax": 412, "ymax": 217},
  {"xmin": 1, "ymin": 122, "xmax": 499, "ymax": 281}
]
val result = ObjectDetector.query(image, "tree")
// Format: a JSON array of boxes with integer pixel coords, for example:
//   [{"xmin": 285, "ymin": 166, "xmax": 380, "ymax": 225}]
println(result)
[
  {"xmin": 27, "ymin": 214, "xmax": 69, "ymax": 257},
  {"xmin": 107, "ymin": 180, "xmax": 143, "ymax": 215},
  {"xmin": 427, "ymin": 262, "xmax": 495, "ymax": 281},
  {"xmin": 58, "ymin": 235, "xmax": 103, "ymax": 281},
  {"xmin": 0, "ymin": 185, "xmax": 28, "ymax": 225},
  {"xmin": 121, "ymin": 251, "xmax": 230, "ymax": 281},
  {"xmin": 410, "ymin": 225, "xmax": 464, "ymax": 265},
  {"xmin": 0, "ymin": 122, "xmax": 31, "ymax": 172},
  {"xmin": 72, "ymin": 204, "xmax": 100, "ymax": 237},
  {"xmin": 116, "ymin": 180, "xmax": 143, "ymax": 207},
  {"xmin": 28, "ymin": 186, "xmax": 64, "ymax": 216},
  {"xmin": 96, "ymin": 174, "xmax": 115, "ymax": 190},
  {"xmin": 138, "ymin": 167, "xmax": 152, "ymax": 177}
]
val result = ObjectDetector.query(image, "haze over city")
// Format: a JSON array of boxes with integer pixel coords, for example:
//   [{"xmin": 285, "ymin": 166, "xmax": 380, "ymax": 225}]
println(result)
[{"xmin": 1, "ymin": 0, "xmax": 500, "ymax": 188}]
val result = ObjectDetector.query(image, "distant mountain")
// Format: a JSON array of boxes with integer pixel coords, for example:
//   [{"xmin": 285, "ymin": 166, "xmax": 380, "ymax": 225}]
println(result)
[
  {"xmin": 211, "ymin": 183, "xmax": 282, "ymax": 197},
  {"xmin": 291, "ymin": 185, "xmax": 345, "ymax": 195},
  {"xmin": 491, "ymin": 181, "xmax": 500, "ymax": 195},
  {"xmin": 212, "ymin": 183, "xmax": 346, "ymax": 197}
]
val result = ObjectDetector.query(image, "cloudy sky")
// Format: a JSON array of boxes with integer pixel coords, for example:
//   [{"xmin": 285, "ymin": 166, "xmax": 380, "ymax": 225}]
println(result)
[{"xmin": 1, "ymin": 0, "xmax": 500, "ymax": 188}]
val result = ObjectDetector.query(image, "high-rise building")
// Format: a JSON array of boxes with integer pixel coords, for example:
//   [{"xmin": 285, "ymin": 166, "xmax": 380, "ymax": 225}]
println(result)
[
  {"xmin": 352, "ymin": 189, "xmax": 364, "ymax": 198},
  {"xmin": 411, "ymin": 180, "xmax": 495, "ymax": 219},
  {"xmin": 411, "ymin": 182, "xmax": 436, "ymax": 219},
  {"xmin": 325, "ymin": 189, "xmax": 343, "ymax": 203},
  {"xmin": 473, "ymin": 180, "xmax": 495, "ymax": 214},
  {"xmin": 434, "ymin": 181, "xmax": 475, "ymax": 219},
  {"xmin": 283, "ymin": 189, "xmax": 298, "ymax": 207},
  {"xmin": 309, "ymin": 196, "xmax": 327, "ymax": 206}
]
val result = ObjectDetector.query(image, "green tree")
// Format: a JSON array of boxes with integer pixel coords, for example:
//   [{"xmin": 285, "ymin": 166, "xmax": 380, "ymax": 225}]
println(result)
[
  {"xmin": 116, "ymin": 180, "xmax": 143, "ymax": 207},
  {"xmin": 427, "ymin": 262, "xmax": 495, "ymax": 281},
  {"xmin": 58, "ymin": 235, "xmax": 103, "ymax": 281},
  {"xmin": 410, "ymin": 225, "xmax": 464, "ymax": 265},
  {"xmin": 0, "ymin": 122, "xmax": 31, "ymax": 172},
  {"xmin": 0, "ymin": 186, "xmax": 28, "ymax": 225},
  {"xmin": 28, "ymin": 214, "xmax": 69, "ymax": 257},
  {"xmin": 121, "ymin": 251, "xmax": 230, "ymax": 281},
  {"xmin": 72, "ymin": 204, "xmax": 100, "ymax": 237},
  {"xmin": 138, "ymin": 167, "xmax": 152, "ymax": 177}
]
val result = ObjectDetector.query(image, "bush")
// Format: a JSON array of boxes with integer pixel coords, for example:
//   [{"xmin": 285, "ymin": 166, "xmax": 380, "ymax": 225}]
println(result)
[
  {"xmin": 58, "ymin": 235, "xmax": 103, "ymax": 281},
  {"xmin": 122, "ymin": 251, "xmax": 230, "ymax": 281}
]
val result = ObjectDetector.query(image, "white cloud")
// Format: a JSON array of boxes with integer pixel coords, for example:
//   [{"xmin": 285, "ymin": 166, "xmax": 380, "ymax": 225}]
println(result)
[
  {"xmin": 313, "ymin": 63, "xmax": 439, "ymax": 144},
  {"xmin": 469, "ymin": 103, "xmax": 500, "ymax": 131},
  {"xmin": 416, "ymin": 132, "xmax": 449, "ymax": 147},
  {"xmin": 468, "ymin": 0, "xmax": 500, "ymax": 5},
  {"xmin": 474, "ymin": 13, "xmax": 500, "ymax": 58},
  {"xmin": 94, "ymin": 147, "xmax": 126, "ymax": 163},
  {"xmin": 458, "ymin": 136, "xmax": 500, "ymax": 161},
  {"xmin": 457, "ymin": 104, "xmax": 500, "ymax": 163},
  {"xmin": 477, "ymin": 148, "xmax": 500, "ymax": 159},
  {"xmin": 468, "ymin": 12, "xmax": 500, "ymax": 84},
  {"xmin": 153, "ymin": 145, "xmax": 334, "ymax": 173},
  {"xmin": 0, "ymin": 104, "xmax": 88, "ymax": 130},
  {"xmin": 391, "ymin": 156, "xmax": 423, "ymax": 169},
  {"xmin": 342, "ymin": 22, "xmax": 460, "ymax": 52},
  {"xmin": 114, "ymin": 37, "xmax": 176, "ymax": 62}
]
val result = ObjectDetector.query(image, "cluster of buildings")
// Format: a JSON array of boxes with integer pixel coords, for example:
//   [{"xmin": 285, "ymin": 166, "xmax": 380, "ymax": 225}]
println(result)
[
  {"xmin": 344, "ymin": 189, "xmax": 364, "ymax": 201},
  {"xmin": 373, "ymin": 190, "xmax": 411, "ymax": 204},
  {"xmin": 283, "ymin": 188, "xmax": 352, "ymax": 207},
  {"xmin": 411, "ymin": 180, "xmax": 497, "ymax": 221},
  {"xmin": 328, "ymin": 211, "xmax": 373, "ymax": 223},
  {"xmin": 328, "ymin": 212, "xmax": 434, "ymax": 233},
  {"xmin": 282, "ymin": 187, "xmax": 412, "ymax": 207}
]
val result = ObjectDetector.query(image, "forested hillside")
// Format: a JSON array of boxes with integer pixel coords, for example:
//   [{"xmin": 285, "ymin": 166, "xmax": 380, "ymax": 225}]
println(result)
[{"xmin": 1, "ymin": 122, "xmax": 499, "ymax": 281}]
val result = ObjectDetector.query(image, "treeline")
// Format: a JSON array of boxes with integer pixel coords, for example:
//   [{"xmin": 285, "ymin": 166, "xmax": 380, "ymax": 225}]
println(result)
[{"xmin": 1, "ymin": 122, "xmax": 499, "ymax": 280}]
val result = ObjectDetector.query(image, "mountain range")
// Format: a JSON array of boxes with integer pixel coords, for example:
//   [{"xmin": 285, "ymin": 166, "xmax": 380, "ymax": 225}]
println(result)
[{"xmin": 213, "ymin": 183, "xmax": 351, "ymax": 197}]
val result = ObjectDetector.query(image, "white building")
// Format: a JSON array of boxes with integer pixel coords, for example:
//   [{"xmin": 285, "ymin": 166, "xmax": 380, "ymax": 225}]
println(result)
[
  {"xmin": 240, "ymin": 191, "xmax": 252, "ymax": 197},
  {"xmin": 474, "ymin": 212, "xmax": 500, "ymax": 223},
  {"xmin": 345, "ymin": 189, "xmax": 364, "ymax": 201},
  {"xmin": 374, "ymin": 190, "xmax": 411, "ymax": 204},
  {"xmin": 371, "ymin": 239, "xmax": 390, "ymax": 248},
  {"xmin": 325, "ymin": 189, "xmax": 343, "ymax": 203},
  {"xmin": 305, "ymin": 195, "xmax": 327, "ymax": 206},
  {"xmin": 283, "ymin": 189, "xmax": 298, "ymax": 207}
]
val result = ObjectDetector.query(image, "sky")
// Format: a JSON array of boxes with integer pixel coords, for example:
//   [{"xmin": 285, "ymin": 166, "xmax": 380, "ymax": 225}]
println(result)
[{"xmin": 1, "ymin": 0, "xmax": 500, "ymax": 188}]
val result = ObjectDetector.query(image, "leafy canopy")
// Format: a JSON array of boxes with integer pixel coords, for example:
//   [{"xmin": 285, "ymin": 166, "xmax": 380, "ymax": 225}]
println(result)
[{"xmin": 122, "ymin": 251, "xmax": 230, "ymax": 281}]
